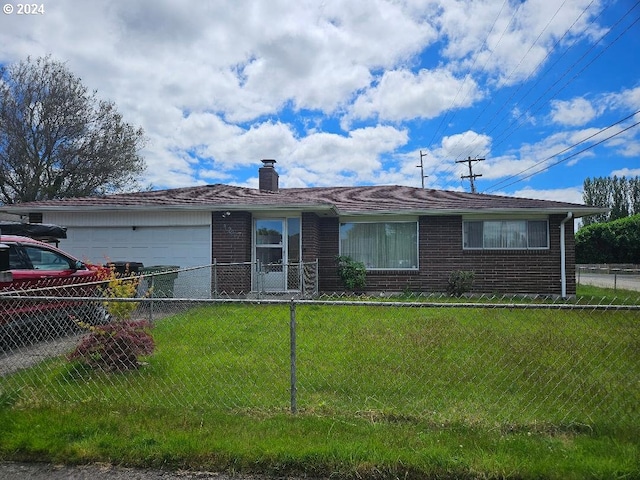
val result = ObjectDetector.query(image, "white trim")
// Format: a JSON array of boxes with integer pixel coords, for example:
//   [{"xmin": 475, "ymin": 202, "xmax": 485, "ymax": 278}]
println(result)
[
  {"xmin": 560, "ymin": 212, "xmax": 573, "ymax": 298},
  {"xmin": 252, "ymin": 216, "xmax": 302, "ymax": 292}
]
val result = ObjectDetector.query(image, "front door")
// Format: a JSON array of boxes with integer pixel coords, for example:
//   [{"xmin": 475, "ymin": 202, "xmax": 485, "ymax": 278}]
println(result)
[{"xmin": 254, "ymin": 217, "xmax": 300, "ymax": 292}]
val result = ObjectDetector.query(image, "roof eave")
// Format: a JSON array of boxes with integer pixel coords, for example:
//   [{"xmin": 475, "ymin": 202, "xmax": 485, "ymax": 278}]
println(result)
[
  {"xmin": 1, "ymin": 204, "xmax": 608, "ymax": 218},
  {"xmin": 337, "ymin": 207, "xmax": 609, "ymax": 218},
  {"xmin": 0, "ymin": 203, "xmax": 337, "ymax": 214}
]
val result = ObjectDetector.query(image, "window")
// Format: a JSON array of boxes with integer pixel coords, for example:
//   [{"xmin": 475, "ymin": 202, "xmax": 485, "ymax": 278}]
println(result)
[
  {"xmin": 463, "ymin": 220, "xmax": 548, "ymax": 250},
  {"xmin": 340, "ymin": 221, "xmax": 418, "ymax": 270},
  {"xmin": 8, "ymin": 244, "xmax": 75, "ymax": 270},
  {"xmin": 23, "ymin": 245, "xmax": 74, "ymax": 270}
]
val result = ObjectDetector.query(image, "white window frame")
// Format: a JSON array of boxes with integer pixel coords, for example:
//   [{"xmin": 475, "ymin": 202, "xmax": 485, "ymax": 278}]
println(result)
[
  {"xmin": 339, "ymin": 217, "xmax": 419, "ymax": 271},
  {"xmin": 462, "ymin": 218, "xmax": 550, "ymax": 250}
]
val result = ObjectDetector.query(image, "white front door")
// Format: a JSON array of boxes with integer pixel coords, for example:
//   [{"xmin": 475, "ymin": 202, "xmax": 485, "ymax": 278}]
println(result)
[{"xmin": 254, "ymin": 217, "xmax": 300, "ymax": 292}]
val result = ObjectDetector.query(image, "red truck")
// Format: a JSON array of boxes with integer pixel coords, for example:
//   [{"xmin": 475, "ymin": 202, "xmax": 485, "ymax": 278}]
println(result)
[{"xmin": 0, "ymin": 235, "xmax": 105, "ymax": 349}]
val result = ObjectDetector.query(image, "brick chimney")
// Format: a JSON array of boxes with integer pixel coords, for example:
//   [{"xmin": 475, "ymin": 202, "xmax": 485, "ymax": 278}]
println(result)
[{"xmin": 259, "ymin": 159, "xmax": 279, "ymax": 192}]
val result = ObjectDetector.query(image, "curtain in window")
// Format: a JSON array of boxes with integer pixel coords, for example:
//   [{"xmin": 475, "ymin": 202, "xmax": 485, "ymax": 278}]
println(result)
[
  {"xmin": 483, "ymin": 221, "xmax": 527, "ymax": 248},
  {"xmin": 464, "ymin": 220, "xmax": 548, "ymax": 249},
  {"xmin": 340, "ymin": 222, "xmax": 417, "ymax": 269}
]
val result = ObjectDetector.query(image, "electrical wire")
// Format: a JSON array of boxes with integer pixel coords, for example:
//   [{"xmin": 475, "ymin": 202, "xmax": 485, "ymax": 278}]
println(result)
[
  {"xmin": 477, "ymin": 1, "xmax": 640, "ymax": 163},
  {"xmin": 482, "ymin": 110, "xmax": 640, "ymax": 193},
  {"xmin": 465, "ymin": 0, "xmax": 605, "ymax": 160},
  {"xmin": 437, "ymin": 1, "xmax": 640, "ymax": 192}
]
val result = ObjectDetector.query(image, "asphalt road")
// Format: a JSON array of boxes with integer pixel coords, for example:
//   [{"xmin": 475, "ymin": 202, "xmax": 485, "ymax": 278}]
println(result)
[{"xmin": 576, "ymin": 273, "xmax": 640, "ymax": 292}]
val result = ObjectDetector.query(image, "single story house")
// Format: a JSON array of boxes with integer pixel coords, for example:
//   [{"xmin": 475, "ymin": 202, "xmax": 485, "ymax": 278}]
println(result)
[{"xmin": 1, "ymin": 159, "xmax": 606, "ymax": 297}]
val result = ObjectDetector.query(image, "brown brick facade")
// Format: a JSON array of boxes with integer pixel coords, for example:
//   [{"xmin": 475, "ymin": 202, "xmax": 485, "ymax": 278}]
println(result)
[
  {"xmin": 304, "ymin": 214, "xmax": 575, "ymax": 296},
  {"xmin": 211, "ymin": 211, "xmax": 252, "ymax": 293},
  {"xmin": 211, "ymin": 211, "xmax": 576, "ymax": 296}
]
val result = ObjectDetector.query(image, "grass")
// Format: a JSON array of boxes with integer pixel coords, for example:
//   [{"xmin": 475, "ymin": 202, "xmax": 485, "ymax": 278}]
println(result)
[{"xmin": 0, "ymin": 288, "xmax": 639, "ymax": 479}]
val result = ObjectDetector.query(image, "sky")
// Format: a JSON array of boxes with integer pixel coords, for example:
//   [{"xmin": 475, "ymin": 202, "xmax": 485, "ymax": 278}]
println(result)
[{"xmin": 1, "ymin": 0, "xmax": 639, "ymax": 205}]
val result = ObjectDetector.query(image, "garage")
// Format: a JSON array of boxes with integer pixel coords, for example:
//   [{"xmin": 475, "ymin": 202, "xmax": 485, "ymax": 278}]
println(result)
[
  {"xmin": 41, "ymin": 211, "xmax": 212, "ymax": 298},
  {"xmin": 58, "ymin": 225, "xmax": 210, "ymax": 269}
]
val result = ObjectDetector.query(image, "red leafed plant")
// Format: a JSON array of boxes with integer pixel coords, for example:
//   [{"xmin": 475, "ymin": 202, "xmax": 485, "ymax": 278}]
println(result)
[
  {"xmin": 68, "ymin": 319, "xmax": 155, "ymax": 371},
  {"xmin": 68, "ymin": 264, "xmax": 154, "ymax": 371}
]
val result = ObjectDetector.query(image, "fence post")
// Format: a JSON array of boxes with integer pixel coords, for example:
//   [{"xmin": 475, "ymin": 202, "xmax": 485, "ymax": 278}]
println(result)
[
  {"xmin": 290, "ymin": 299, "xmax": 297, "ymax": 414},
  {"xmin": 213, "ymin": 258, "xmax": 218, "ymax": 298},
  {"xmin": 148, "ymin": 274, "xmax": 155, "ymax": 322},
  {"xmin": 314, "ymin": 259, "xmax": 319, "ymax": 295}
]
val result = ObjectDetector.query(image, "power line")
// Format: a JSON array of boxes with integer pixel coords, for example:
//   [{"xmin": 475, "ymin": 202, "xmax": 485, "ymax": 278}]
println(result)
[
  {"xmin": 420, "ymin": 1, "xmax": 636, "ymax": 191},
  {"xmin": 456, "ymin": 156, "xmax": 484, "ymax": 193},
  {"xmin": 461, "ymin": 0, "xmax": 606, "ymax": 161},
  {"xmin": 424, "ymin": 0, "xmax": 513, "ymax": 154},
  {"xmin": 482, "ymin": 112, "xmax": 640, "ymax": 193},
  {"xmin": 428, "ymin": 1, "xmax": 614, "ymax": 188},
  {"xmin": 477, "ymin": 2, "xmax": 640, "ymax": 161}
]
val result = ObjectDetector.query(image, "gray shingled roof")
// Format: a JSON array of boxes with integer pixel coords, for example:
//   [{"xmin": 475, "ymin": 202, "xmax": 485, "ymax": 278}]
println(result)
[{"xmin": 0, "ymin": 184, "xmax": 606, "ymax": 218}]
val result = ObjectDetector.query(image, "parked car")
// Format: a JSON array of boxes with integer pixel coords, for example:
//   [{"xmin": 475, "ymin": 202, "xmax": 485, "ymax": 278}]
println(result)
[{"xmin": 0, "ymin": 235, "xmax": 105, "ymax": 349}]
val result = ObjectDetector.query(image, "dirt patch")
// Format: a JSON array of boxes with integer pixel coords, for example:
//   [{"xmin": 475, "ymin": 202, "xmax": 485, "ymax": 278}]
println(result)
[{"xmin": 0, "ymin": 462, "xmax": 283, "ymax": 480}]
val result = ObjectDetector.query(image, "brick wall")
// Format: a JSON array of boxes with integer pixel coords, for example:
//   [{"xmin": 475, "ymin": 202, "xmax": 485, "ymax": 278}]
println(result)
[
  {"xmin": 211, "ymin": 211, "xmax": 252, "ymax": 293},
  {"xmin": 314, "ymin": 214, "xmax": 575, "ymax": 296},
  {"xmin": 301, "ymin": 212, "xmax": 320, "ymax": 262},
  {"xmin": 210, "ymin": 211, "xmax": 576, "ymax": 296},
  {"xmin": 317, "ymin": 217, "xmax": 341, "ymax": 291}
]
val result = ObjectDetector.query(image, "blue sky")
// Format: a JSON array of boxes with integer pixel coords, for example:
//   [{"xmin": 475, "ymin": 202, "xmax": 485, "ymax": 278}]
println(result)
[{"xmin": 1, "ymin": 0, "xmax": 639, "ymax": 204}]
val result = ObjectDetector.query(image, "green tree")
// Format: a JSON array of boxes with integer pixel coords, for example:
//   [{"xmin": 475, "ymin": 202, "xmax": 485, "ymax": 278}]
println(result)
[
  {"xmin": 0, "ymin": 56, "xmax": 146, "ymax": 204},
  {"xmin": 582, "ymin": 175, "xmax": 640, "ymax": 226},
  {"xmin": 610, "ymin": 176, "xmax": 629, "ymax": 221},
  {"xmin": 582, "ymin": 177, "xmax": 610, "ymax": 226},
  {"xmin": 630, "ymin": 177, "xmax": 640, "ymax": 216}
]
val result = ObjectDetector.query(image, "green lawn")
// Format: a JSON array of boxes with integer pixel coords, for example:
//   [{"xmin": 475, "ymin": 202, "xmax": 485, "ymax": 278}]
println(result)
[{"xmin": 0, "ymin": 290, "xmax": 638, "ymax": 479}]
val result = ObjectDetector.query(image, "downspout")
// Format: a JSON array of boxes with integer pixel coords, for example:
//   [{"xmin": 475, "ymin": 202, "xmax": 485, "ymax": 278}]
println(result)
[{"xmin": 560, "ymin": 212, "xmax": 573, "ymax": 299}]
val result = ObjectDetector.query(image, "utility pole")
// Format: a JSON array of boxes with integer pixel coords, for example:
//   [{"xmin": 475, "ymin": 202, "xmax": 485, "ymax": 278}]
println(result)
[
  {"xmin": 416, "ymin": 150, "xmax": 429, "ymax": 188},
  {"xmin": 456, "ymin": 156, "xmax": 484, "ymax": 193}
]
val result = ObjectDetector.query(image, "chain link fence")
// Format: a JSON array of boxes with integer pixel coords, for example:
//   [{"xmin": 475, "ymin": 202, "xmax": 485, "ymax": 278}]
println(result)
[
  {"xmin": 1, "ymin": 268, "xmax": 639, "ymax": 433},
  {"xmin": 577, "ymin": 264, "xmax": 640, "ymax": 292}
]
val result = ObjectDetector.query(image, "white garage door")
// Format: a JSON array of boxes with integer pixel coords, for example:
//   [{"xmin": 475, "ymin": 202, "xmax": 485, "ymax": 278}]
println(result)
[{"xmin": 59, "ymin": 225, "xmax": 211, "ymax": 298}]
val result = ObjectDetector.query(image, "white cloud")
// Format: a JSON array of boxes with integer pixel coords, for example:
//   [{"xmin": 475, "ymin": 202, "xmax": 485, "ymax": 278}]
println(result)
[
  {"xmin": 437, "ymin": 0, "xmax": 607, "ymax": 85},
  {"xmin": 550, "ymin": 98, "xmax": 598, "ymax": 126},
  {"xmin": 0, "ymin": 0, "xmax": 617, "ymax": 193},
  {"xmin": 283, "ymin": 125, "xmax": 409, "ymax": 186},
  {"xmin": 345, "ymin": 68, "xmax": 483, "ymax": 124},
  {"xmin": 610, "ymin": 168, "xmax": 640, "ymax": 177},
  {"xmin": 512, "ymin": 186, "xmax": 584, "ymax": 204}
]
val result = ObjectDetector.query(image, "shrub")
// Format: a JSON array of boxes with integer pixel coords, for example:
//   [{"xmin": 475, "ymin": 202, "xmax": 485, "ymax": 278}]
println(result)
[
  {"xmin": 69, "ymin": 264, "xmax": 154, "ymax": 371},
  {"xmin": 336, "ymin": 255, "xmax": 367, "ymax": 291},
  {"xmin": 576, "ymin": 214, "xmax": 640, "ymax": 264},
  {"xmin": 95, "ymin": 264, "xmax": 143, "ymax": 320},
  {"xmin": 67, "ymin": 320, "xmax": 155, "ymax": 371},
  {"xmin": 446, "ymin": 270, "xmax": 475, "ymax": 297}
]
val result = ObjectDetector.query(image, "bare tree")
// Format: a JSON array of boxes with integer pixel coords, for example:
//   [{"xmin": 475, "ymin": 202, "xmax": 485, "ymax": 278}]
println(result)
[{"xmin": 0, "ymin": 56, "xmax": 146, "ymax": 204}]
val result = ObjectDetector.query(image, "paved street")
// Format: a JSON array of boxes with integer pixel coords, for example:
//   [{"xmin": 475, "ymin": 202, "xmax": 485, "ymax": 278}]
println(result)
[{"xmin": 576, "ymin": 272, "xmax": 640, "ymax": 292}]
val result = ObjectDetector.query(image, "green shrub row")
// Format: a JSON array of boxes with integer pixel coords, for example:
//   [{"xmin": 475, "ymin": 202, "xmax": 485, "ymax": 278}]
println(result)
[{"xmin": 576, "ymin": 214, "xmax": 640, "ymax": 264}]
